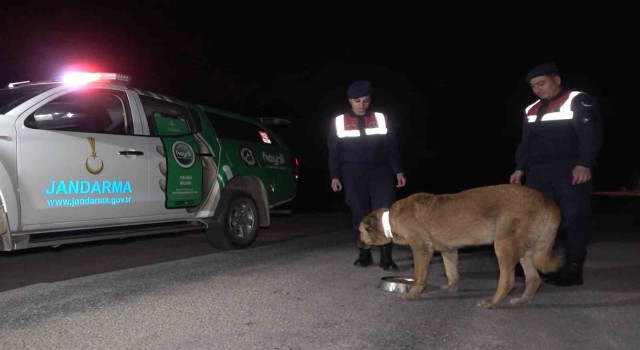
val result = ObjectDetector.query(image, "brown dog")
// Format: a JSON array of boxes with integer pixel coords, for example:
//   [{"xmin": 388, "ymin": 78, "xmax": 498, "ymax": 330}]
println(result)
[{"xmin": 359, "ymin": 184, "xmax": 563, "ymax": 308}]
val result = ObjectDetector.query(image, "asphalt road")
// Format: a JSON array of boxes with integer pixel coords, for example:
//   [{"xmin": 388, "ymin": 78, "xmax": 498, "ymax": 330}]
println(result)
[
  {"xmin": 0, "ymin": 195, "xmax": 638, "ymax": 350},
  {"xmin": 0, "ymin": 209, "xmax": 351, "ymax": 293}
]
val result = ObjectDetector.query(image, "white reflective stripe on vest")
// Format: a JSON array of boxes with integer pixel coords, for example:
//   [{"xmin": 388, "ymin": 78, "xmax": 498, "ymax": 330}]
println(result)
[
  {"xmin": 381, "ymin": 210, "xmax": 393, "ymax": 238},
  {"xmin": 364, "ymin": 113, "xmax": 388, "ymax": 135},
  {"xmin": 335, "ymin": 113, "xmax": 388, "ymax": 138},
  {"xmin": 526, "ymin": 91, "xmax": 583, "ymax": 123},
  {"xmin": 335, "ymin": 114, "xmax": 360, "ymax": 138},
  {"xmin": 525, "ymin": 100, "xmax": 539, "ymax": 115}
]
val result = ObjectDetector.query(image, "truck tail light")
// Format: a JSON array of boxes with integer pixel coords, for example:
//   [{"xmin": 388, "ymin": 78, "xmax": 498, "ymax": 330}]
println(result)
[{"xmin": 292, "ymin": 156, "xmax": 299, "ymax": 180}]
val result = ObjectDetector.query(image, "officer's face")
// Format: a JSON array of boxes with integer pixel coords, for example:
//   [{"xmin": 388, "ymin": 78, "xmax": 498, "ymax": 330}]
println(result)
[
  {"xmin": 529, "ymin": 75, "xmax": 562, "ymax": 100},
  {"xmin": 349, "ymin": 96, "xmax": 371, "ymax": 115}
]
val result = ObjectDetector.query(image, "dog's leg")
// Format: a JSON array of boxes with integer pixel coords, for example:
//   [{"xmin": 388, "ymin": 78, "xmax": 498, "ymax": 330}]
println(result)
[
  {"xmin": 477, "ymin": 242, "xmax": 517, "ymax": 308},
  {"xmin": 440, "ymin": 250, "xmax": 459, "ymax": 292},
  {"xmin": 509, "ymin": 254, "xmax": 541, "ymax": 306},
  {"xmin": 404, "ymin": 244, "xmax": 433, "ymax": 300}
]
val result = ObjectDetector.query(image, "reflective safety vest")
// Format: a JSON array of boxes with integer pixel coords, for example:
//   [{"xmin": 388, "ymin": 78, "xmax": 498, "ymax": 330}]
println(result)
[
  {"xmin": 335, "ymin": 112, "xmax": 388, "ymax": 138},
  {"xmin": 525, "ymin": 91, "xmax": 583, "ymax": 123}
]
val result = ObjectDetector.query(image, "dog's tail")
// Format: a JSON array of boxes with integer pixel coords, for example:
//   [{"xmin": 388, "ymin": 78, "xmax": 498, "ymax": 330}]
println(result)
[{"xmin": 532, "ymin": 197, "xmax": 564, "ymax": 273}]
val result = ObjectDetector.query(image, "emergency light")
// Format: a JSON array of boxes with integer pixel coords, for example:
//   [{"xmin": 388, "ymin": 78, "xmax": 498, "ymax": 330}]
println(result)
[{"xmin": 61, "ymin": 72, "xmax": 132, "ymax": 86}]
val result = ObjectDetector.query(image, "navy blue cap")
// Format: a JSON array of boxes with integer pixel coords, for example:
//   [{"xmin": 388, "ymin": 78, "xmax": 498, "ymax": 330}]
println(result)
[
  {"xmin": 525, "ymin": 62, "xmax": 560, "ymax": 83},
  {"xmin": 347, "ymin": 80, "xmax": 372, "ymax": 99}
]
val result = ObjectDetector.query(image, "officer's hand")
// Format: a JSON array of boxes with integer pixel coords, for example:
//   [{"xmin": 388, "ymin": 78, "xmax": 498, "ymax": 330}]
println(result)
[
  {"xmin": 572, "ymin": 165, "xmax": 592, "ymax": 185},
  {"xmin": 510, "ymin": 170, "xmax": 524, "ymax": 185},
  {"xmin": 331, "ymin": 178, "xmax": 342, "ymax": 192},
  {"xmin": 396, "ymin": 173, "xmax": 407, "ymax": 188}
]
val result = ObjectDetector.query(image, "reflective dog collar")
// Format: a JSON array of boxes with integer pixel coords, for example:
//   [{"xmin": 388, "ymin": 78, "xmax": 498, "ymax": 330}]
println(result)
[{"xmin": 381, "ymin": 211, "xmax": 393, "ymax": 238}]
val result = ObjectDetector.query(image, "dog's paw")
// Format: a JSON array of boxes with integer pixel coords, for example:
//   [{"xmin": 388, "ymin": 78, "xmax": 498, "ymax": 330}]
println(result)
[
  {"xmin": 402, "ymin": 286, "xmax": 423, "ymax": 300},
  {"xmin": 440, "ymin": 280, "xmax": 459, "ymax": 292},
  {"xmin": 402, "ymin": 292, "xmax": 418, "ymax": 301},
  {"xmin": 508, "ymin": 297, "xmax": 532, "ymax": 307},
  {"xmin": 476, "ymin": 299, "xmax": 497, "ymax": 309}
]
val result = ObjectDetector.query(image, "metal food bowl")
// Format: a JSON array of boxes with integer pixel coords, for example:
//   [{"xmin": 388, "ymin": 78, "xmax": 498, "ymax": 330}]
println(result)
[{"xmin": 378, "ymin": 276, "xmax": 414, "ymax": 293}]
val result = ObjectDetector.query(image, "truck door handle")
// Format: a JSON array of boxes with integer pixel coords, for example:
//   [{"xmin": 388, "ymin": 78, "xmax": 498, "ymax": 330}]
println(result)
[{"xmin": 119, "ymin": 150, "xmax": 145, "ymax": 156}]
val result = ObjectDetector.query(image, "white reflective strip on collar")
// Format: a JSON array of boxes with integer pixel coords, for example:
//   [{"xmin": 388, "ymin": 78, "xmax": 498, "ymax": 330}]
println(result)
[
  {"xmin": 338, "ymin": 130, "xmax": 360, "ymax": 138},
  {"xmin": 540, "ymin": 91, "xmax": 582, "ymax": 121},
  {"xmin": 565, "ymin": 91, "xmax": 583, "ymax": 106},
  {"xmin": 525, "ymin": 100, "xmax": 539, "ymax": 114},
  {"xmin": 540, "ymin": 111, "xmax": 573, "ymax": 121},
  {"xmin": 529, "ymin": 112, "xmax": 573, "ymax": 122},
  {"xmin": 526, "ymin": 100, "xmax": 540, "ymax": 122},
  {"xmin": 335, "ymin": 115, "xmax": 346, "ymax": 137},
  {"xmin": 526, "ymin": 91, "xmax": 583, "ymax": 123},
  {"xmin": 335, "ymin": 113, "xmax": 388, "ymax": 138},
  {"xmin": 364, "ymin": 112, "xmax": 388, "ymax": 135},
  {"xmin": 336, "ymin": 114, "xmax": 360, "ymax": 138},
  {"xmin": 381, "ymin": 210, "xmax": 393, "ymax": 238}
]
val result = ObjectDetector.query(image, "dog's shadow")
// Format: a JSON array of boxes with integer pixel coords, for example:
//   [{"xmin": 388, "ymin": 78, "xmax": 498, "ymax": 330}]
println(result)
[
  {"xmin": 394, "ymin": 254, "xmax": 500, "ymax": 281},
  {"xmin": 412, "ymin": 288, "xmax": 640, "ymax": 310}
]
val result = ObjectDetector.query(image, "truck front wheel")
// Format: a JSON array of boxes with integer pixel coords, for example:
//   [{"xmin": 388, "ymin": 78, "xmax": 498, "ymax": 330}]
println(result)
[{"xmin": 205, "ymin": 194, "xmax": 259, "ymax": 249}]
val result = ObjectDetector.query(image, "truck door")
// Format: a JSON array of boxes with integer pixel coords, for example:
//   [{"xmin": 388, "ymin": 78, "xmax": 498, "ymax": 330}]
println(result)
[
  {"xmin": 152, "ymin": 112, "xmax": 203, "ymax": 208},
  {"xmin": 136, "ymin": 95, "xmax": 205, "ymax": 212},
  {"xmin": 16, "ymin": 88, "xmax": 156, "ymax": 228}
]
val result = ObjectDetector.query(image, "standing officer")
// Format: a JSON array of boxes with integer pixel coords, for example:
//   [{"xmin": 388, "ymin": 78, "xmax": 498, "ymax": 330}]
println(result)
[
  {"xmin": 510, "ymin": 62, "xmax": 603, "ymax": 286},
  {"xmin": 328, "ymin": 80, "xmax": 407, "ymax": 270}
]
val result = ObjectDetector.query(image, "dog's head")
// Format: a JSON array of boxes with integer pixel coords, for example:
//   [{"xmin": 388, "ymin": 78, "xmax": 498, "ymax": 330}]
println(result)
[{"xmin": 358, "ymin": 208, "xmax": 393, "ymax": 246}]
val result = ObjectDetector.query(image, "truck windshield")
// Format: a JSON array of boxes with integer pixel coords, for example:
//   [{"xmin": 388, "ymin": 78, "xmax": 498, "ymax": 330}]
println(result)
[{"xmin": 0, "ymin": 83, "xmax": 59, "ymax": 114}]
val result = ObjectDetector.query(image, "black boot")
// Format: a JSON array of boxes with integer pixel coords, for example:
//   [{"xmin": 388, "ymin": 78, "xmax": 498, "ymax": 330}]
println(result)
[
  {"xmin": 546, "ymin": 257, "xmax": 584, "ymax": 287},
  {"xmin": 379, "ymin": 243, "xmax": 398, "ymax": 270},
  {"xmin": 354, "ymin": 248, "xmax": 373, "ymax": 267}
]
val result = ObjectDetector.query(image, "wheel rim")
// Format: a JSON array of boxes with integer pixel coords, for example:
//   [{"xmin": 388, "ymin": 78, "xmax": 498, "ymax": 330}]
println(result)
[{"xmin": 228, "ymin": 201, "xmax": 255, "ymax": 239}]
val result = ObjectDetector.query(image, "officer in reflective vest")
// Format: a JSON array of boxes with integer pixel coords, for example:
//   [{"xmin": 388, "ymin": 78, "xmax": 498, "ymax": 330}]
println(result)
[
  {"xmin": 510, "ymin": 62, "xmax": 603, "ymax": 286},
  {"xmin": 328, "ymin": 80, "xmax": 407, "ymax": 269}
]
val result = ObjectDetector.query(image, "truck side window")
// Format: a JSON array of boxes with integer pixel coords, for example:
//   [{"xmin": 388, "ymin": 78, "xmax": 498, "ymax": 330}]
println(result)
[
  {"xmin": 140, "ymin": 95, "xmax": 201, "ymax": 136},
  {"xmin": 24, "ymin": 90, "xmax": 131, "ymax": 135},
  {"xmin": 139, "ymin": 95, "xmax": 200, "ymax": 136},
  {"xmin": 205, "ymin": 111, "xmax": 277, "ymax": 146}
]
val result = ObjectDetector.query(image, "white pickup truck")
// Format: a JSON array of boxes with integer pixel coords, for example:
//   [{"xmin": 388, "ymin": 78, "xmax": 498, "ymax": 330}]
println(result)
[{"xmin": 0, "ymin": 71, "xmax": 298, "ymax": 251}]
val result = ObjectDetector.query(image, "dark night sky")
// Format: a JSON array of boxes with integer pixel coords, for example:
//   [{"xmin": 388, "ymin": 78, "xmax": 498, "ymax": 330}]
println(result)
[{"xmin": 2, "ymin": 5, "xmax": 639, "ymax": 205}]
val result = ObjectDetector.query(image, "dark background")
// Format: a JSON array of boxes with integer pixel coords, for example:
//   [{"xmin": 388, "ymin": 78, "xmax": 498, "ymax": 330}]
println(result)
[{"xmin": 2, "ymin": 5, "xmax": 638, "ymax": 209}]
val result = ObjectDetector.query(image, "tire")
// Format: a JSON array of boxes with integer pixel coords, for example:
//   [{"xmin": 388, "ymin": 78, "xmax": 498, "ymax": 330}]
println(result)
[{"xmin": 205, "ymin": 194, "xmax": 259, "ymax": 250}]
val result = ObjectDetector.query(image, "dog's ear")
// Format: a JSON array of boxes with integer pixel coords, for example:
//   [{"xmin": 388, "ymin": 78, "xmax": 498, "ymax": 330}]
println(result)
[{"xmin": 362, "ymin": 214, "xmax": 378, "ymax": 233}]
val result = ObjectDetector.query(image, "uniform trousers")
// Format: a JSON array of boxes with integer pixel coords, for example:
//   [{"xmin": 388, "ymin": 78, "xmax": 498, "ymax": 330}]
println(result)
[
  {"xmin": 525, "ymin": 160, "xmax": 592, "ymax": 259},
  {"xmin": 340, "ymin": 163, "xmax": 396, "ymax": 248}
]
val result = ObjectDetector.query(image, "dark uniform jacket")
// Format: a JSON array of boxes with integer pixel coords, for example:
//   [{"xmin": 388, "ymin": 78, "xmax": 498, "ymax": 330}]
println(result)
[
  {"xmin": 515, "ymin": 89, "xmax": 602, "ymax": 171},
  {"xmin": 327, "ymin": 111, "xmax": 403, "ymax": 180}
]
